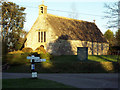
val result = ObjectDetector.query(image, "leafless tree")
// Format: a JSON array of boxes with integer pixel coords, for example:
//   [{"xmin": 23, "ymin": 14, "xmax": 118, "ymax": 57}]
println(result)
[
  {"xmin": 104, "ymin": 1, "xmax": 120, "ymax": 29},
  {"xmin": 68, "ymin": 3, "xmax": 79, "ymax": 19}
]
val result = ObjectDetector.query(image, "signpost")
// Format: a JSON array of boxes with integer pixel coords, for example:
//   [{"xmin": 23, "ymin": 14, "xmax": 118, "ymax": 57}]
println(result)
[{"xmin": 27, "ymin": 55, "xmax": 46, "ymax": 79}]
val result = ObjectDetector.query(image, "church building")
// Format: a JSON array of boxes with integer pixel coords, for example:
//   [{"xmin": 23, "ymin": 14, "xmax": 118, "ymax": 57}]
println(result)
[{"xmin": 25, "ymin": 3, "xmax": 109, "ymax": 55}]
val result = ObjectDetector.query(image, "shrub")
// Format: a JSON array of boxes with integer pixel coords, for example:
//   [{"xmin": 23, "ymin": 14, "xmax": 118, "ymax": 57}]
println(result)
[
  {"xmin": 108, "ymin": 46, "xmax": 120, "ymax": 55},
  {"xmin": 15, "ymin": 42, "xmax": 23, "ymax": 50},
  {"xmin": 3, "ymin": 50, "xmax": 23, "ymax": 65},
  {"xmin": 6, "ymin": 52, "xmax": 31, "ymax": 65},
  {"xmin": 30, "ymin": 52, "xmax": 40, "ymax": 57},
  {"xmin": 39, "ymin": 53, "xmax": 53, "ymax": 68},
  {"xmin": 40, "ymin": 53, "xmax": 53, "ymax": 60},
  {"xmin": 22, "ymin": 47, "xmax": 33, "ymax": 53},
  {"xmin": 5, "ymin": 48, "xmax": 53, "ymax": 65},
  {"xmin": 35, "ymin": 47, "xmax": 46, "ymax": 54},
  {"xmin": 8, "ymin": 50, "xmax": 24, "ymax": 54}
]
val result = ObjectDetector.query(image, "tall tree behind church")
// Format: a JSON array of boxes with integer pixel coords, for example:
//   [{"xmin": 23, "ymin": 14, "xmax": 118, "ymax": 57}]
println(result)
[
  {"xmin": 104, "ymin": 29, "xmax": 115, "ymax": 46},
  {"xmin": 115, "ymin": 29, "xmax": 120, "ymax": 46},
  {"xmin": 1, "ymin": 2, "xmax": 26, "ymax": 52}
]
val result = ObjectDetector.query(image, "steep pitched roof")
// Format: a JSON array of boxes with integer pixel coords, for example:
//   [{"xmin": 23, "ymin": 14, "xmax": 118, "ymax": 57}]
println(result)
[{"xmin": 46, "ymin": 14, "xmax": 108, "ymax": 43}]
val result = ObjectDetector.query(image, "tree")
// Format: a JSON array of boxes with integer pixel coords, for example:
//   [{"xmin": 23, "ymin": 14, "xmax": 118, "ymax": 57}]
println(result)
[
  {"xmin": 104, "ymin": 1, "xmax": 120, "ymax": 29},
  {"xmin": 104, "ymin": 29, "xmax": 115, "ymax": 46},
  {"xmin": 0, "ymin": 0, "xmax": 7, "ymax": 3},
  {"xmin": 1, "ymin": 2, "xmax": 26, "ymax": 52},
  {"xmin": 14, "ymin": 30, "xmax": 28, "ymax": 50},
  {"xmin": 68, "ymin": 3, "xmax": 79, "ymax": 19},
  {"xmin": 115, "ymin": 29, "xmax": 120, "ymax": 46}
]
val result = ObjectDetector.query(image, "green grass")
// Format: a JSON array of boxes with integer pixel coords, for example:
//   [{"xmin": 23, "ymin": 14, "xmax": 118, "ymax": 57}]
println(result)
[
  {"xmin": 3, "ymin": 55, "xmax": 120, "ymax": 73},
  {"xmin": 51, "ymin": 55, "xmax": 78, "ymax": 63},
  {"xmin": 88, "ymin": 55, "xmax": 119, "ymax": 62},
  {"xmin": 52, "ymin": 55, "xmax": 119, "ymax": 62},
  {"xmin": 2, "ymin": 78, "xmax": 75, "ymax": 88}
]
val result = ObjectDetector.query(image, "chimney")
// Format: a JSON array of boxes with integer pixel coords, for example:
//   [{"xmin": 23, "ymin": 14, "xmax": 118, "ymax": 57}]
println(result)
[{"xmin": 93, "ymin": 20, "xmax": 96, "ymax": 23}]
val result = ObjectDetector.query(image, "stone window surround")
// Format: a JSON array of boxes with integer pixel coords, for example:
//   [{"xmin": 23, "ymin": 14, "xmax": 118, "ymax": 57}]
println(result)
[{"xmin": 37, "ymin": 29, "xmax": 47, "ymax": 43}]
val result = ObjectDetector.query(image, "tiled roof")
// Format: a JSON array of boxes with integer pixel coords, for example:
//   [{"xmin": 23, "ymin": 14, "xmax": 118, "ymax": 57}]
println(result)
[{"xmin": 46, "ymin": 14, "xmax": 108, "ymax": 43}]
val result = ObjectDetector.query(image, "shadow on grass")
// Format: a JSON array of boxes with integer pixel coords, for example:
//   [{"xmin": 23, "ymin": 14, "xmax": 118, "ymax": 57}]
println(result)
[{"xmin": 88, "ymin": 56, "xmax": 119, "ymax": 73}]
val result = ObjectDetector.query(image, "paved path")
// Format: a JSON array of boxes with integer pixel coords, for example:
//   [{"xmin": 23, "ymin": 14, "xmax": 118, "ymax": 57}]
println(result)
[{"xmin": 2, "ymin": 73, "xmax": 119, "ymax": 88}]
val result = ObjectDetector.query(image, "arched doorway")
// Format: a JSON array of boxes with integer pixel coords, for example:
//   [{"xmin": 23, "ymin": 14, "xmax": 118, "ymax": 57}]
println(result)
[{"xmin": 40, "ymin": 45, "xmax": 44, "ymax": 48}]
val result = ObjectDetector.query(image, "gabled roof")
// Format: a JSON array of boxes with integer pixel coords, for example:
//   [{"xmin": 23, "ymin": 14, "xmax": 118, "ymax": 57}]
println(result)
[{"xmin": 46, "ymin": 14, "xmax": 108, "ymax": 43}]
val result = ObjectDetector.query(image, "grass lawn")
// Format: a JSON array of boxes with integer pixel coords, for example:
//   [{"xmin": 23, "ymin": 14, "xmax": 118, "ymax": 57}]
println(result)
[
  {"xmin": 52, "ymin": 55, "xmax": 119, "ymax": 62},
  {"xmin": 88, "ymin": 55, "xmax": 119, "ymax": 62},
  {"xmin": 3, "ymin": 55, "xmax": 119, "ymax": 73},
  {"xmin": 2, "ymin": 78, "xmax": 75, "ymax": 88}
]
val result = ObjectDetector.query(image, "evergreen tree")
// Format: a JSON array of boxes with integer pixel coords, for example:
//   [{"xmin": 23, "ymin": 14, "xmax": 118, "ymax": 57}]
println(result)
[{"xmin": 1, "ymin": 2, "xmax": 26, "ymax": 52}]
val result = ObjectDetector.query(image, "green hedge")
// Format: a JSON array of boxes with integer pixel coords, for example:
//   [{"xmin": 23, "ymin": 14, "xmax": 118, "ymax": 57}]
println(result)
[
  {"xmin": 5, "ymin": 51, "xmax": 53, "ymax": 65},
  {"xmin": 35, "ymin": 47, "xmax": 46, "ymax": 54},
  {"xmin": 22, "ymin": 47, "xmax": 33, "ymax": 53},
  {"xmin": 6, "ymin": 53, "xmax": 30, "ymax": 65},
  {"xmin": 108, "ymin": 46, "xmax": 120, "ymax": 55}
]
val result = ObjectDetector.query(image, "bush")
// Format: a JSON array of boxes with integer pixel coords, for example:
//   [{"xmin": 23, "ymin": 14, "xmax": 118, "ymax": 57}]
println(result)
[
  {"xmin": 5, "ymin": 48, "xmax": 53, "ymax": 65},
  {"xmin": 40, "ymin": 53, "xmax": 53, "ymax": 60},
  {"xmin": 15, "ymin": 42, "xmax": 23, "ymax": 50},
  {"xmin": 8, "ymin": 50, "xmax": 24, "ymax": 54},
  {"xmin": 22, "ymin": 47, "xmax": 33, "ymax": 52},
  {"xmin": 3, "ymin": 50, "xmax": 24, "ymax": 64},
  {"xmin": 35, "ymin": 47, "xmax": 46, "ymax": 54},
  {"xmin": 6, "ymin": 52, "xmax": 31, "ymax": 65},
  {"xmin": 38, "ymin": 53, "xmax": 53, "ymax": 68},
  {"xmin": 108, "ymin": 46, "xmax": 120, "ymax": 55}
]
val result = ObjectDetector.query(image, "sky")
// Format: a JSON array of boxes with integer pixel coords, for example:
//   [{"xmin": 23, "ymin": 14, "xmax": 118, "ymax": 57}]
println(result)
[{"xmin": 8, "ymin": 0, "xmax": 118, "ymax": 34}]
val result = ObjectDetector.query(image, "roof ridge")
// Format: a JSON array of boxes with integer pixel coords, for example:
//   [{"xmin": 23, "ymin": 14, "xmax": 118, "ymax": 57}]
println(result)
[{"xmin": 47, "ymin": 13, "xmax": 93, "ymax": 23}]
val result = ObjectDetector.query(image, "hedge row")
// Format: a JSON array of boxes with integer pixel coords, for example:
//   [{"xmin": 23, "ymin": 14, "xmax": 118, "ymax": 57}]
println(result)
[
  {"xmin": 5, "ymin": 52, "xmax": 52, "ymax": 65},
  {"xmin": 3, "ymin": 46, "xmax": 53, "ymax": 65}
]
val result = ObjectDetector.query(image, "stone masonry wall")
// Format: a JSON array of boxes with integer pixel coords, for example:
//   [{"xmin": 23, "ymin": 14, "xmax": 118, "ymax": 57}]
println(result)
[
  {"xmin": 25, "ymin": 15, "xmax": 58, "ymax": 51},
  {"xmin": 47, "ymin": 40, "xmax": 109, "ymax": 55}
]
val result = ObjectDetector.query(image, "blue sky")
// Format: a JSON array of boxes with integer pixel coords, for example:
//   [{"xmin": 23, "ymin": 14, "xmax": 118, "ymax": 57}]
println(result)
[{"xmin": 9, "ymin": 0, "xmax": 118, "ymax": 34}]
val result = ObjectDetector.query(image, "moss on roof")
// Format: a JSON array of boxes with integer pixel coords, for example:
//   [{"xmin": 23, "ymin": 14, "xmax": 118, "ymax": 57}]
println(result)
[{"xmin": 46, "ymin": 14, "xmax": 108, "ymax": 43}]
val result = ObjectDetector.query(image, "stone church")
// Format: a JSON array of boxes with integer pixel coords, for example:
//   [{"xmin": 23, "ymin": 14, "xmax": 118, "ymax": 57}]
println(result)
[{"xmin": 25, "ymin": 3, "xmax": 109, "ymax": 55}]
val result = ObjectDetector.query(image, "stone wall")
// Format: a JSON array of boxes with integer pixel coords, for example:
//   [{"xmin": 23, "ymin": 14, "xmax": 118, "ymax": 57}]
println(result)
[
  {"xmin": 46, "ymin": 39, "xmax": 73, "ymax": 55},
  {"xmin": 47, "ymin": 40, "xmax": 109, "ymax": 55},
  {"xmin": 25, "ymin": 15, "xmax": 58, "ymax": 51}
]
